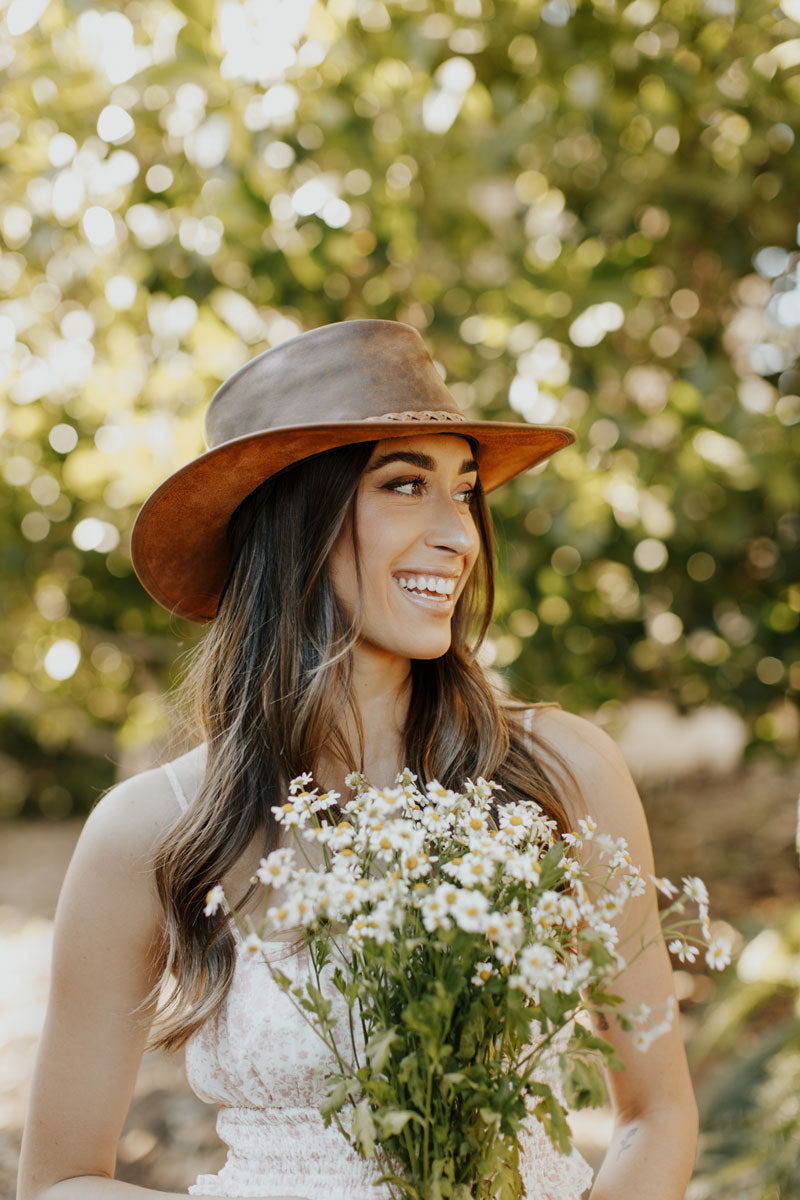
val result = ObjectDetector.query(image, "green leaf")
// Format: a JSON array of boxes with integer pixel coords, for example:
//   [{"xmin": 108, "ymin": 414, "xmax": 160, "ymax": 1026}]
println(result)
[
  {"xmin": 562, "ymin": 1057, "xmax": 609, "ymax": 1109},
  {"xmin": 319, "ymin": 1078, "xmax": 349, "ymax": 1117},
  {"xmin": 373, "ymin": 1172, "xmax": 422, "ymax": 1200},
  {"xmin": 440, "ymin": 1070, "xmax": 467, "ymax": 1099},
  {"xmin": 351, "ymin": 1098, "xmax": 377, "ymax": 1158},
  {"xmin": 458, "ymin": 1002, "xmax": 486, "ymax": 1059},
  {"xmin": 540, "ymin": 988, "xmax": 569, "ymax": 1024},
  {"xmin": 529, "ymin": 1089, "xmax": 573, "ymax": 1157},
  {"xmin": 570, "ymin": 1025, "xmax": 626, "ymax": 1071},
  {"xmin": 366, "ymin": 1026, "xmax": 399, "ymax": 1073},
  {"xmin": 377, "ymin": 1107, "xmax": 424, "ymax": 1137},
  {"xmin": 270, "ymin": 968, "xmax": 291, "ymax": 992}
]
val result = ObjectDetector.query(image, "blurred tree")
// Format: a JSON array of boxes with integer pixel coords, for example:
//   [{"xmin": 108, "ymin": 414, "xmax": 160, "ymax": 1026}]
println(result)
[
  {"xmin": 687, "ymin": 905, "xmax": 800, "ymax": 1200},
  {"xmin": 0, "ymin": 0, "xmax": 798, "ymax": 816}
]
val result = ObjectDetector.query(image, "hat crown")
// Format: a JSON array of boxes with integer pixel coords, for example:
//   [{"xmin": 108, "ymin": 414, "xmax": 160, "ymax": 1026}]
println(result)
[{"xmin": 205, "ymin": 319, "xmax": 460, "ymax": 448}]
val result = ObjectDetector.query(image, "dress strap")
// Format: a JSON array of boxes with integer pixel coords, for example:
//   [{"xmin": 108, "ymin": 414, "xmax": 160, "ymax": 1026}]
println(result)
[
  {"xmin": 522, "ymin": 707, "xmax": 535, "ymax": 736},
  {"xmin": 163, "ymin": 761, "xmax": 189, "ymax": 813}
]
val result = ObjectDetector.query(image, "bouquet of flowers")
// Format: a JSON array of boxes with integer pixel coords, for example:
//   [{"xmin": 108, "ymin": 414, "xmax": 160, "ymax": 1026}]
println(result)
[{"xmin": 206, "ymin": 771, "xmax": 727, "ymax": 1200}]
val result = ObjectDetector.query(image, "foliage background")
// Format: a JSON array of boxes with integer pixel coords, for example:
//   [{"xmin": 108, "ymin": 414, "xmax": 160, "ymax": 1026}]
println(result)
[
  {"xmin": 0, "ymin": 0, "xmax": 798, "ymax": 820},
  {"xmin": 0, "ymin": 5, "xmax": 799, "ymax": 1198}
]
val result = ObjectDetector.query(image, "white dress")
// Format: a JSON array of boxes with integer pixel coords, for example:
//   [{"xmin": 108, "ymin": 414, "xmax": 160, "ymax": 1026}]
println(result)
[{"xmin": 163, "ymin": 764, "xmax": 594, "ymax": 1200}]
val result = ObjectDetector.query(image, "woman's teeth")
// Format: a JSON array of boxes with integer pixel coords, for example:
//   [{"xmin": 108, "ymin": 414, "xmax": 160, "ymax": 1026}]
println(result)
[{"xmin": 396, "ymin": 575, "xmax": 456, "ymax": 597}]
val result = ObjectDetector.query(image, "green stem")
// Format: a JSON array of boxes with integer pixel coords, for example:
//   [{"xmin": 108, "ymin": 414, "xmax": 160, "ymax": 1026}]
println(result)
[
  {"xmin": 263, "ymin": 944, "xmax": 354, "ymax": 1078},
  {"xmin": 422, "ymin": 1062, "xmax": 434, "ymax": 1189},
  {"xmin": 401, "ymin": 1119, "xmax": 418, "ymax": 1195},
  {"xmin": 290, "ymin": 823, "xmax": 318, "ymax": 870}
]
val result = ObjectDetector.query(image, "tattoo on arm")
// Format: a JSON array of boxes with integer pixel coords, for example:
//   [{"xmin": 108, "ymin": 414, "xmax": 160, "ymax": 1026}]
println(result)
[
  {"xmin": 596, "ymin": 1011, "xmax": 610, "ymax": 1031},
  {"xmin": 616, "ymin": 1126, "xmax": 639, "ymax": 1160}
]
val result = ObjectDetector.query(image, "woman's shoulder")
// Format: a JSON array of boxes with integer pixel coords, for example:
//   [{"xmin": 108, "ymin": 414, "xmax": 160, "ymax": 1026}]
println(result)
[
  {"xmin": 524, "ymin": 704, "xmax": 628, "ymax": 772},
  {"xmin": 81, "ymin": 743, "xmax": 207, "ymax": 869},
  {"xmin": 510, "ymin": 703, "xmax": 643, "ymax": 831},
  {"xmin": 53, "ymin": 747, "xmax": 207, "ymax": 951},
  {"xmin": 505, "ymin": 699, "xmax": 624, "ymax": 764}
]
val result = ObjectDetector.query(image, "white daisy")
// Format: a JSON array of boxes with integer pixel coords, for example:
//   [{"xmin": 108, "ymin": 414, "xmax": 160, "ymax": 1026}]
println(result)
[
  {"xmin": 650, "ymin": 875, "xmax": 679, "ymax": 899},
  {"xmin": 681, "ymin": 875, "xmax": 709, "ymax": 906},
  {"xmin": 502, "ymin": 853, "xmax": 542, "ymax": 887},
  {"xmin": 668, "ymin": 939, "xmax": 699, "ymax": 964},
  {"xmin": 310, "ymin": 789, "xmax": 341, "ymax": 812},
  {"xmin": 445, "ymin": 852, "xmax": 496, "ymax": 889},
  {"xmin": 254, "ymin": 847, "xmax": 295, "ymax": 889},
  {"xmin": 242, "ymin": 931, "xmax": 265, "ymax": 955},
  {"xmin": 472, "ymin": 961, "xmax": 493, "ymax": 986},
  {"xmin": 451, "ymin": 889, "xmax": 490, "ymax": 933},
  {"xmin": 203, "ymin": 884, "xmax": 226, "ymax": 917},
  {"xmin": 577, "ymin": 815, "xmax": 598, "ymax": 839},
  {"xmin": 705, "ymin": 937, "xmax": 731, "ymax": 971}
]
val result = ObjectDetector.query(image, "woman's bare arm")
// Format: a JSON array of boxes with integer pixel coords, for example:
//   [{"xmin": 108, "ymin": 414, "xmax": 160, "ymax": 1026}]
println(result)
[
  {"xmin": 533, "ymin": 707, "xmax": 699, "ymax": 1200},
  {"xmin": 42, "ymin": 1185, "xmax": 309, "ymax": 1200},
  {"xmin": 17, "ymin": 766, "xmax": 310, "ymax": 1200}
]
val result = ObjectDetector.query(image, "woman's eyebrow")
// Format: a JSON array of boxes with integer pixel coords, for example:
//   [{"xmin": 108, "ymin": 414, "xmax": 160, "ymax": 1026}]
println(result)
[{"xmin": 365, "ymin": 450, "xmax": 480, "ymax": 475}]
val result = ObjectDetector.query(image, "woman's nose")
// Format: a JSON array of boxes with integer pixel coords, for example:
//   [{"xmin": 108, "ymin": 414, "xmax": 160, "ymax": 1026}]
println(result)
[{"xmin": 425, "ymin": 494, "xmax": 478, "ymax": 555}]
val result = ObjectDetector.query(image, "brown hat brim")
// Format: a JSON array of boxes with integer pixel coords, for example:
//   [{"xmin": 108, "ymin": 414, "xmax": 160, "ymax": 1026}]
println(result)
[{"xmin": 131, "ymin": 418, "xmax": 574, "ymax": 623}]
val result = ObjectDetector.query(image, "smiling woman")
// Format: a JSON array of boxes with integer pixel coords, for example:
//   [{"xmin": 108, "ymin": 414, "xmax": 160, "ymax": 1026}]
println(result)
[
  {"xmin": 328, "ymin": 437, "xmax": 481, "ymax": 662},
  {"xmin": 18, "ymin": 321, "xmax": 698, "ymax": 1200}
]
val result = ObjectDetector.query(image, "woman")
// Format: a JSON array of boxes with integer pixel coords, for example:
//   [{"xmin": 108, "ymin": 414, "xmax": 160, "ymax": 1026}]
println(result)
[{"xmin": 18, "ymin": 320, "xmax": 697, "ymax": 1200}]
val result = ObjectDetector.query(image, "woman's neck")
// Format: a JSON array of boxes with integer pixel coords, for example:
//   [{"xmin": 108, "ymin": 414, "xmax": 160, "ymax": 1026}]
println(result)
[{"xmin": 317, "ymin": 643, "xmax": 412, "ymax": 794}]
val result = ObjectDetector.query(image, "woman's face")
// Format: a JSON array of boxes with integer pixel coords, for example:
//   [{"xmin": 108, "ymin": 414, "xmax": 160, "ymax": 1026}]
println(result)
[{"xmin": 328, "ymin": 433, "xmax": 482, "ymax": 664}]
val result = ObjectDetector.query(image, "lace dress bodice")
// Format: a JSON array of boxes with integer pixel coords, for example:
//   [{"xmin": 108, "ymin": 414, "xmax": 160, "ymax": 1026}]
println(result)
[{"xmin": 164, "ymin": 762, "xmax": 594, "ymax": 1200}]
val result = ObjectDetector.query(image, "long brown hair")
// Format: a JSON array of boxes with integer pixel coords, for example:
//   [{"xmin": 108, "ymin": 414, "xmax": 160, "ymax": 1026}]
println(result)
[{"xmin": 147, "ymin": 440, "xmax": 572, "ymax": 1051}]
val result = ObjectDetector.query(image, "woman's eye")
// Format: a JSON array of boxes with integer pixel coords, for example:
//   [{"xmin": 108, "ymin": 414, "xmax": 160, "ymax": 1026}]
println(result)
[
  {"xmin": 383, "ymin": 477, "xmax": 477, "ymax": 501},
  {"xmin": 386, "ymin": 476, "xmax": 426, "ymax": 496}
]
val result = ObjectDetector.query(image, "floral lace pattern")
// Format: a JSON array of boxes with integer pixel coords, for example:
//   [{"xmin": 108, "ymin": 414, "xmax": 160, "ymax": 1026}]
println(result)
[{"xmin": 185, "ymin": 941, "xmax": 594, "ymax": 1199}]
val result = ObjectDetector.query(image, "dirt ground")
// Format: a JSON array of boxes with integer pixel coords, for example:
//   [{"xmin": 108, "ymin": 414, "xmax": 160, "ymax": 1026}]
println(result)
[{"xmin": 2, "ymin": 754, "xmax": 798, "ymax": 1199}]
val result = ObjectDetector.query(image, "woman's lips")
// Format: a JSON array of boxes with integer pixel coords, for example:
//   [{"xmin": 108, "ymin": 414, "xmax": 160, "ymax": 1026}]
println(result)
[{"xmin": 392, "ymin": 575, "xmax": 456, "ymax": 615}]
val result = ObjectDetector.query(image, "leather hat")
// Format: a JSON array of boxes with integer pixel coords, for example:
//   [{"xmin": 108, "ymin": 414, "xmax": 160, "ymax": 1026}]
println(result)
[{"xmin": 131, "ymin": 319, "xmax": 575, "ymax": 623}]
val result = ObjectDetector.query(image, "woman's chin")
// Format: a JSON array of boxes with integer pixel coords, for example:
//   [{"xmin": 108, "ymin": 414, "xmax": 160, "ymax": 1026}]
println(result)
[
  {"xmin": 359, "ymin": 630, "xmax": 453, "ymax": 663},
  {"xmin": 402, "ymin": 635, "xmax": 453, "ymax": 661}
]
